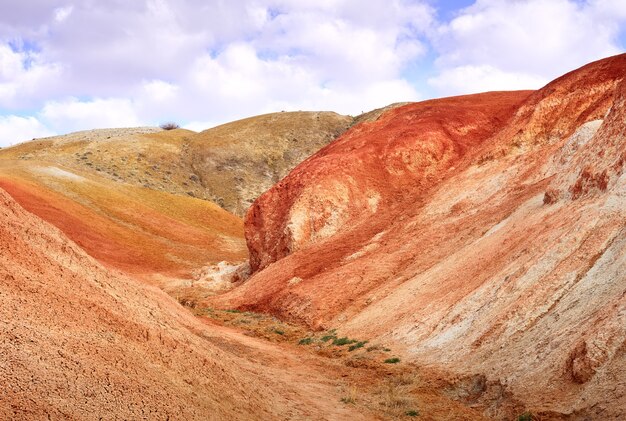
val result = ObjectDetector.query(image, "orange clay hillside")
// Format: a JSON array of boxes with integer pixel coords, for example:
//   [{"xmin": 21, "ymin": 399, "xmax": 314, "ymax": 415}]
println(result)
[
  {"xmin": 0, "ymin": 155, "xmax": 246, "ymax": 292},
  {"xmin": 0, "ymin": 112, "xmax": 352, "ymax": 216},
  {"xmin": 208, "ymin": 54, "xmax": 626, "ymax": 419},
  {"xmin": 0, "ymin": 187, "xmax": 374, "ymax": 420}
]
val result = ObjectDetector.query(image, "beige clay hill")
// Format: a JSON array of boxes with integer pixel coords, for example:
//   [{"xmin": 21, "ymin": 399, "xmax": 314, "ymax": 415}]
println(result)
[
  {"xmin": 0, "ymin": 112, "xmax": 352, "ymax": 216},
  {"xmin": 208, "ymin": 54, "xmax": 626, "ymax": 419},
  {"xmin": 0, "ymin": 111, "xmax": 352, "ymax": 300}
]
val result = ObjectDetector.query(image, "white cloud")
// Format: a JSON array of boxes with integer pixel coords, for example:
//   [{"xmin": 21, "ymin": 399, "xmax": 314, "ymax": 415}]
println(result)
[
  {"xmin": 0, "ymin": 43, "xmax": 62, "ymax": 108},
  {"xmin": 428, "ymin": 0, "xmax": 625, "ymax": 95},
  {"xmin": 40, "ymin": 97, "xmax": 142, "ymax": 133},
  {"xmin": 0, "ymin": 0, "xmax": 431, "ymax": 137},
  {"xmin": 53, "ymin": 6, "xmax": 73, "ymax": 23},
  {"xmin": 141, "ymin": 79, "xmax": 179, "ymax": 102},
  {"xmin": 588, "ymin": 0, "xmax": 626, "ymax": 20},
  {"xmin": 183, "ymin": 41, "xmax": 419, "ymax": 122},
  {"xmin": 183, "ymin": 120, "xmax": 214, "ymax": 132},
  {"xmin": 0, "ymin": 115, "xmax": 54, "ymax": 147},
  {"xmin": 428, "ymin": 64, "xmax": 547, "ymax": 96},
  {"xmin": 0, "ymin": 0, "xmax": 624, "ymax": 142}
]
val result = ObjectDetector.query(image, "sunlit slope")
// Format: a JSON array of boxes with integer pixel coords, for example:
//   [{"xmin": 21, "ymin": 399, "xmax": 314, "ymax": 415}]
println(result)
[
  {"xmin": 187, "ymin": 111, "xmax": 353, "ymax": 215},
  {"xmin": 0, "ymin": 112, "xmax": 353, "ymax": 217},
  {"xmin": 0, "ymin": 159, "xmax": 246, "ymax": 282},
  {"xmin": 0, "ymin": 127, "xmax": 209, "ymax": 201},
  {"xmin": 211, "ymin": 54, "xmax": 626, "ymax": 418}
]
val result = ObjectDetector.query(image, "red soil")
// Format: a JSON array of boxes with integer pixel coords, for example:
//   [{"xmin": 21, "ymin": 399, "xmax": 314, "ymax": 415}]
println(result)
[
  {"xmin": 210, "ymin": 54, "xmax": 626, "ymax": 418},
  {"xmin": 0, "ymin": 187, "xmax": 372, "ymax": 420},
  {"xmin": 246, "ymin": 90, "xmax": 533, "ymax": 272}
]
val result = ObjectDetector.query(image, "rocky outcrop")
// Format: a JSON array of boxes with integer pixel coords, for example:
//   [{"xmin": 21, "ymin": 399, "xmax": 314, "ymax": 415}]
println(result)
[{"xmin": 211, "ymin": 54, "xmax": 626, "ymax": 418}]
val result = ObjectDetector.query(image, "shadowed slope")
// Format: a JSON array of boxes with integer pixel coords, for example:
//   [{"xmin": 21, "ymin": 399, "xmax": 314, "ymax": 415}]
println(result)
[{"xmin": 188, "ymin": 111, "xmax": 353, "ymax": 215}]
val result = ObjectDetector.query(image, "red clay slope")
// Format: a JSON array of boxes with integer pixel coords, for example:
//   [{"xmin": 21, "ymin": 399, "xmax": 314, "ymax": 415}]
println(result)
[
  {"xmin": 245, "ymin": 90, "xmax": 532, "ymax": 272},
  {"xmin": 0, "ymin": 187, "xmax": 367, "ymax": 420},
  {"xmin": 209, "ymin": 54, "xmax": 626, "ymax": 418}
]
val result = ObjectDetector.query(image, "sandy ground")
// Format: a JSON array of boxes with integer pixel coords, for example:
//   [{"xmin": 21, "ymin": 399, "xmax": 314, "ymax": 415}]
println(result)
[{"xmin": 0, "ymin": 187, "xmax": 372, "ymax": 420}]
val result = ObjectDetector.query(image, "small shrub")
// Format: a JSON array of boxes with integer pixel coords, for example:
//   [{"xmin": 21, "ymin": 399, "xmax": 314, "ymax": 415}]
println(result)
[
  {"xmin": 333, "ymin": 337, "xmax": 357, "ymax": 346},
  {"xmin": 340, "ymin": 385, "xmax": 358, "ymax": 404},
  {"xmin": 224, "ymin": 309, "xmax": 243, "ymax": 313},
  {"xmin": 405, "ymin": 409, "xmax": 419, "ymax": 417},
  {"xmin": 384, "ymin": 357, "xmax": 401, "ymax": 364},
  {"xmin": 321, "ymin": 334, "xmax": 337, "ymax": 342},
  {"xmin": 348, "ymin": 341, "xmax": 368, "ymax": 351},
  {"xmin": 366, "ymin": 345, "xmax": 383, "ymax": 352},
  {"xmin": 160, "ymin": 122, "xmax": 180, "ymax": 130},
  {"xmin": 272, "ymin": 328, "xmax": 285, "ymax": 335},
  {"xmin": 298, "ymin": 337, "xmax": 313, "ymax": 345},
  {"xmin": 517, "ymin": 412, "xmax": 533, "ymax": 421}
]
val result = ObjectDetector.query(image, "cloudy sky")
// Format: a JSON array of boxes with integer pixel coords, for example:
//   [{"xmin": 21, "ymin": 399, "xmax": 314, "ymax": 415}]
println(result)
[{"xmin": 0, "ymin": 0, "xmax": 624, "ymax": 146}]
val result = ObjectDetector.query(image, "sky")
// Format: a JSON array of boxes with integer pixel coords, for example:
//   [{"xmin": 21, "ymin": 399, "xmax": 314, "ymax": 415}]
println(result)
[{"xmin": 0, "ymin": 0, "xmax": 625, "ymax": 146}]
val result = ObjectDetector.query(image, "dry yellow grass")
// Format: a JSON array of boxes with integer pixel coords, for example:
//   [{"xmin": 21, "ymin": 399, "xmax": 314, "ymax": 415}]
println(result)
[
  {"xmin": 188, "ymin": 111, "xmax": 352, "ymax": 214},
  {"xmin": 1, "ymin": 112, "xmax": 353, "ymax": 216}
]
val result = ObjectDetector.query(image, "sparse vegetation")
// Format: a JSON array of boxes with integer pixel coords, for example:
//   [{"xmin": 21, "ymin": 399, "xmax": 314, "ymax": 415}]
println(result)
[
  {"xmin": 348, "ymin": 340, "xmax": 368, "ymax": 351},
  {"xmin": 517, "ymin": 412, "xmax": 533, "ymax": 421},
  {"xmin": 332, "ymin": 336, "xmax": 357, "ymax": 346},
  {"xmin": 340, "ymin": 385, "xmax": 358, "ymax": 405},
  {"xmin": 159, "ymin": 122, "xmax": 180, "ymax": 130},
  {"xmin": 405, "ymin": 409, "xmax": 419, "ymax": 417},
  {"xmin": 298, "ymin": 337, "xmax": 313, "ymax": 345},
  {"xmin": 384, "ymin": 357, "xmax": 401, "ymax": 364}
]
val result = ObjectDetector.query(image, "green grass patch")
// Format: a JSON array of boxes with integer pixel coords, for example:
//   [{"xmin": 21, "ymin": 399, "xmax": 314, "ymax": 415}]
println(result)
[
  {"xmin": 384, "ymin": 357, "xmax": 401, "ymax": 364},
  {"xmin": 332, "ymin": 337, "xmax": 357, "ymax": 346},
  {"xmin": 321, "ymin": 334, "xmax": 337, "ymax": 342},
  {"xmin": 348, "ymin": 341, "xmax": 368, "ymax": 351},
  {"xmin": 298, "ymin": 337, "xmax": 313, "ymax": 345}
]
